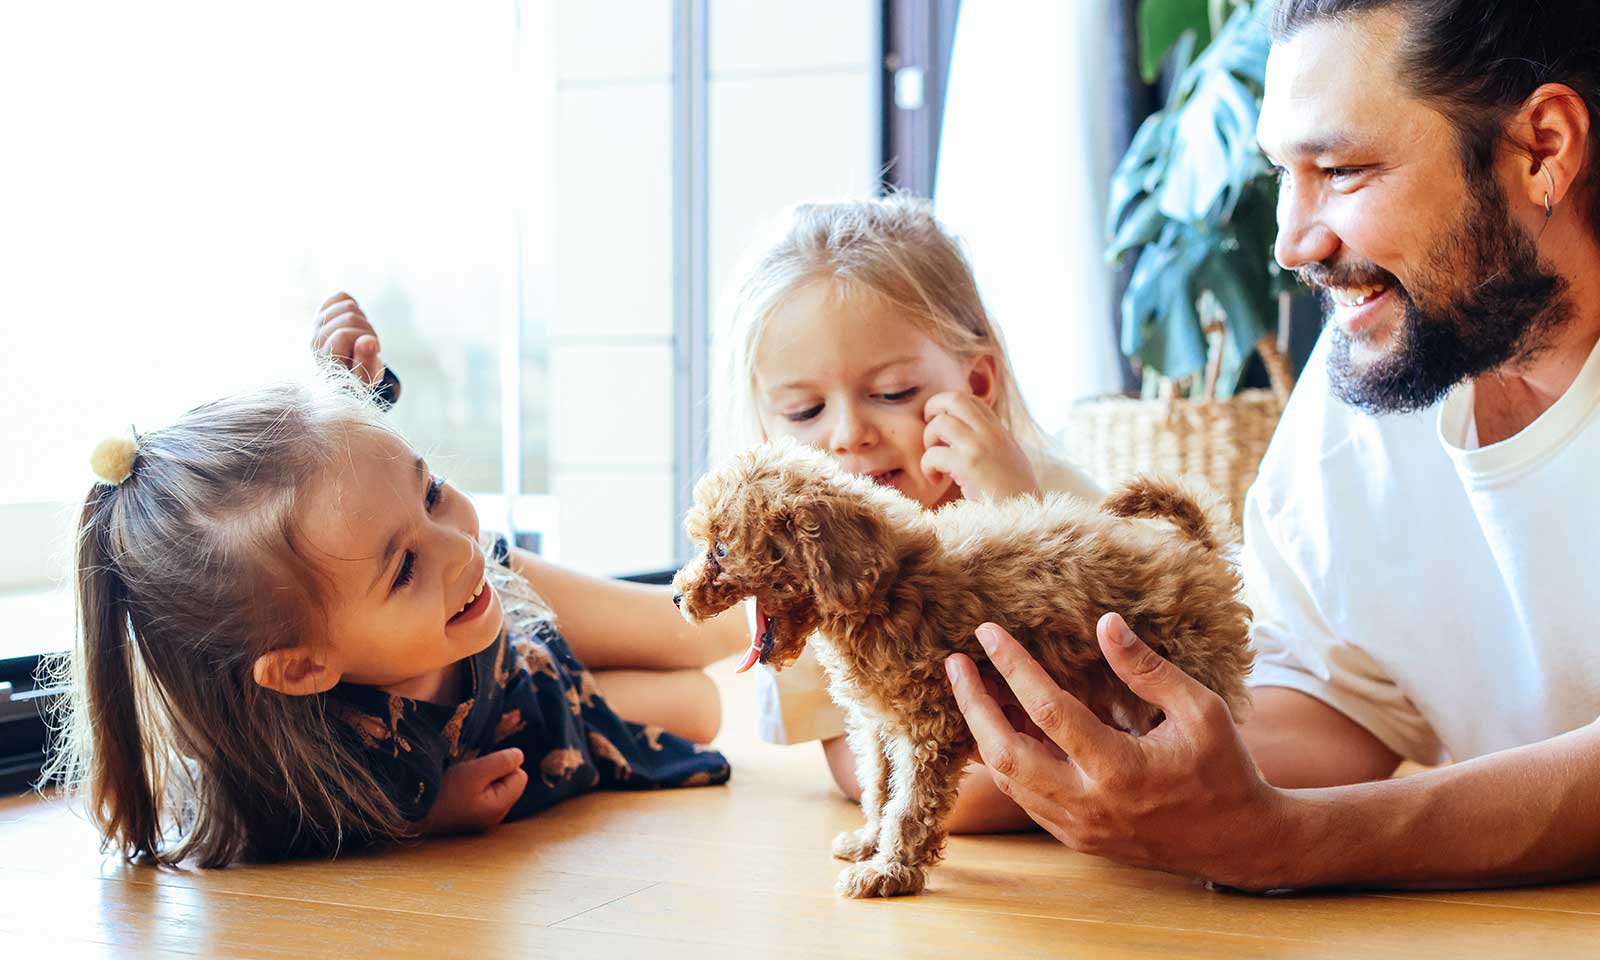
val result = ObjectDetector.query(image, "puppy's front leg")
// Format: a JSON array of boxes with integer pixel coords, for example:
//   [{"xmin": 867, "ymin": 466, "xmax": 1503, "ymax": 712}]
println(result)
[
  {"xmin": 830, "ymin": 711, "xmax": 889, "ymax": 862},
  {"xmin": 836, "ymin": 727, "xmax": 969, "ymax": 898}
]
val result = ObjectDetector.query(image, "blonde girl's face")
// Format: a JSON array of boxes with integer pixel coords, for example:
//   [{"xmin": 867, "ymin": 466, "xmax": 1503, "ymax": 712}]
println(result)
[
  {"xmin": 295, "ymin": 427, "xmax": 504, "ymax": 698},
  {"xmin": 753, "ymin": 283, "xmax": 988, "ymax": 509}
]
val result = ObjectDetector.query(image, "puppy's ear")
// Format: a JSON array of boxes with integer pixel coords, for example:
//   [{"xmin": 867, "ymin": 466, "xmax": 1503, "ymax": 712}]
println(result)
[{"xmin": 789, "ymin": 492, "xmax": 894, "ymax": 612}]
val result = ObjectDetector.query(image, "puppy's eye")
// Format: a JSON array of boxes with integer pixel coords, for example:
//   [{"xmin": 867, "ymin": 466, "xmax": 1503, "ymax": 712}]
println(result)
[{"xmin": 714, "ymin": 542, "xmax": 728, "ymax": 559}]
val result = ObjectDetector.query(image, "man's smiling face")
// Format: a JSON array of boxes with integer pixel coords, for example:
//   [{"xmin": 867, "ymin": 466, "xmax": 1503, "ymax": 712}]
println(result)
[{"xmin": 1258, "ymin": 8, "xmax": 1570, "ymax": 413}]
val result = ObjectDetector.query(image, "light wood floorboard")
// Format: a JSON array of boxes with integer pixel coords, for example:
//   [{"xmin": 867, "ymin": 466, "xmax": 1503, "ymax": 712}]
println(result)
[{"xmin": 4, "ymin": 656, "xmax": 1597, "ymax": 958}]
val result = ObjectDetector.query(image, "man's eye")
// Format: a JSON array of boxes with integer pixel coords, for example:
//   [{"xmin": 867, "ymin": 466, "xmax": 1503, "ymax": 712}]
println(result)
[
  {"xmin": 786, "ymin": 404, "xmax": 823, "ymax": 423},
  {"xmin": 714, "ymin": 542, "xmax": 728, "ymax": 559}
]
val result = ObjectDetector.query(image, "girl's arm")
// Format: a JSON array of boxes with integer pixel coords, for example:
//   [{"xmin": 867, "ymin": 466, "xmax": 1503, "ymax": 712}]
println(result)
[{"xmin": 506, "ymin": 546, "xmax": 747, "ymax": 670}]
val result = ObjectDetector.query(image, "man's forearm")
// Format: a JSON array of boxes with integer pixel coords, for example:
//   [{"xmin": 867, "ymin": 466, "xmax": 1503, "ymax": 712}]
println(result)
[{"xmin": 1274, "ymin": 720, "xmax": 1600, "ymax": 889}]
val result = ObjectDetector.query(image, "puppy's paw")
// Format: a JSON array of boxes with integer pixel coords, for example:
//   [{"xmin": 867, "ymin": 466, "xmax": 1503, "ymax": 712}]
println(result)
[
  {"xmin": 831, "ymin": 826, "xmax": 879, "ymax": 862},
  {"xmin": 836, "ymin": 859, "xmax": 926, "ymax": 899}
]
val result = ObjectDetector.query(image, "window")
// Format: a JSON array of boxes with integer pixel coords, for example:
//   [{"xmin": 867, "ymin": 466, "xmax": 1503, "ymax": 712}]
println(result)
[{"xmin": 0, "ymin": 0, "xmax": 880, "ymax": 670}]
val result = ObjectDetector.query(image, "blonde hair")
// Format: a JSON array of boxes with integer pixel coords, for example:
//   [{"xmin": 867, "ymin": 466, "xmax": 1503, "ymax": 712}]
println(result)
[
  {"xmin": 44, "ymin": 364, "xmax": 429, "ymax": 865},
  {"xmin": 724, "ymin": 195, "xmax": 1061, "ymax": 473}
]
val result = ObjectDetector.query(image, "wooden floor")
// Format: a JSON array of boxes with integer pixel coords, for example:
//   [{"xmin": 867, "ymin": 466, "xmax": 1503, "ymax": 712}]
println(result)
[{"xmin": 4, "ymin": 658, "xmax": 1600, "ymax": 958}]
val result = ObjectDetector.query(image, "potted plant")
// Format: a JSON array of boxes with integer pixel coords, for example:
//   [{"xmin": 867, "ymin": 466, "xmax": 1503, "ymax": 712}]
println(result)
[
  {"xmin": 1066, "ymin": 0, "xmax": 1297, "ymax": 521},
  {"xmin": 1108, "ymin": 0, "xmax": 1297, "ymax": 398}
]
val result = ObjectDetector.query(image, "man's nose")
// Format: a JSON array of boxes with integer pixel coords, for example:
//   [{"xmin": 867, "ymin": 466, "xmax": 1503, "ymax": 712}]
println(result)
[{"xmin": 1274, "ymin": 177, "xmax": 1339, "ymax": 271}]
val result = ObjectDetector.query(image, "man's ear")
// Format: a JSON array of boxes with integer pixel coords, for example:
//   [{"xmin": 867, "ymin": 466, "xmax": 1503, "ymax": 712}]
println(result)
[
  {"xmin": 253, "ymin": 645, "xmax": 342, "ymax": 696},
  {"xmin": 1511, "ymin": 83, "xmax": 1590, "ymax": 213},
  {"xmin": 967, "ymin": 353, "xmax": 1000, "ymax": 408}
]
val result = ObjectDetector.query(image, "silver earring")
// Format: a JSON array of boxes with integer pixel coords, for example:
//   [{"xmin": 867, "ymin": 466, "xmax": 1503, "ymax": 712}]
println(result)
[{"xmin": 1544, "ymin": 167, "xmax": 1557, "ymax": 219}]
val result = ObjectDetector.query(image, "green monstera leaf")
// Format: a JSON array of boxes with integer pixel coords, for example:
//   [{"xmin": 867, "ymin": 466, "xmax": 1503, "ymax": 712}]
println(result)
[{"xmin": 1107, "ymin": 1, "xmax": 1292, "ymax": 397}]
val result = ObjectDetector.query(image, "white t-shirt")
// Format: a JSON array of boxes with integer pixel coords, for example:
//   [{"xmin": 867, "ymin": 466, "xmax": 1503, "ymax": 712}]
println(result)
[
  {"xmin": 1244, "ymin": 328, "xmax": 1600, "ymax": 764},
  {"xmin": 754, "ymin": 454, "xmax": 1106, "ymax": 744}
]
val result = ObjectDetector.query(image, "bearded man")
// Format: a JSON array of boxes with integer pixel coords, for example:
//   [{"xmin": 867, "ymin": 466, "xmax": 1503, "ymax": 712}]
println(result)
[{"xmin": 949, "ymin": 0, "xmax": 1600, "ymax": 890}]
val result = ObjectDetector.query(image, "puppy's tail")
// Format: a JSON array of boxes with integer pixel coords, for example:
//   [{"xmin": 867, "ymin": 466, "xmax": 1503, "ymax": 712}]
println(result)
[{"xmin": 1102, "ymin": 476, "xmax": 1235, "ymax": 552}]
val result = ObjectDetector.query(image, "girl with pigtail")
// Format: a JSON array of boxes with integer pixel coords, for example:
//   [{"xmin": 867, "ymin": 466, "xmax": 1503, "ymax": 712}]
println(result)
[{"xmin": 50, "ymin": 364, "xmax": 739, "ymax": 866}]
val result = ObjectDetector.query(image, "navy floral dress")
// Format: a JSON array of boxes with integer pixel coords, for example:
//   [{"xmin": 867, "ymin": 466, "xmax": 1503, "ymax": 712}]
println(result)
[{"xmin": 324, "ymin": 537, "xmax": 730, "ymax": 828}]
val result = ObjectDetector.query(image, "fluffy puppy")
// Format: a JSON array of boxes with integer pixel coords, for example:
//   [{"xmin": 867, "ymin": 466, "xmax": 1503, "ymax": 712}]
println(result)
[{"xmin": 672, "ymin": 440, "xmax": 1253, "ymax": 898}]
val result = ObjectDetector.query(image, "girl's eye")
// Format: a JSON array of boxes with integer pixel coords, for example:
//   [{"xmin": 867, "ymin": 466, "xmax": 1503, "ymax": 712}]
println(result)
[
  {"xmin": 879, "ymin": 387, "xmax": 919, "ymax": 403},
  {"xmin": 393, "ymin": 551, "xmax": 416, "ymax": 591},
  {"xmin": 786, "ymin": 404, "xmax": 823, "ymax": 423},
  {"xmin": 714, "ymin": 542, "xmax": 728, "ymax": 559},
  {"xmin": 392, "ymin": 477, "xmax": 446, "ymax": 593}
]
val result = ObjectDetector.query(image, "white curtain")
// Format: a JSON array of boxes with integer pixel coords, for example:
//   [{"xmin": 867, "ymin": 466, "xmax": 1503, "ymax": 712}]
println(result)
[{"xmin": 934, "ymin": 0, "xmax": 1122, "ymax": 432}]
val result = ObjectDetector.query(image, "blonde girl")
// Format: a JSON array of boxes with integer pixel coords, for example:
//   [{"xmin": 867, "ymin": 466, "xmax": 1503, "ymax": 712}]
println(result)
[
  {"xmin": 49, "ymin": 363, "xmax": 737, "ymax": 866},
  {"xmin": 723, "ymin": 194, "xmax": 1103, "ymax": 833}
]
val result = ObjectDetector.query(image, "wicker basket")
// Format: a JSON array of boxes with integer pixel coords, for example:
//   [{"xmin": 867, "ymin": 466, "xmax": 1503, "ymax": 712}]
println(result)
[{"xmin": 1064, "ymin": 333, "xmax": 1295, "ymax": 527}]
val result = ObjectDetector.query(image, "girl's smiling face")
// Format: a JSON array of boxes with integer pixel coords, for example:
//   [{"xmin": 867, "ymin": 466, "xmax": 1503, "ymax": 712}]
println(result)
[
  {"xmin": 264, "ymin": 426, "xmax": 504, "ymax": 700},
  {"xmin": 753, "ymin": 282, "xmax": 989, "ymax": 509}
]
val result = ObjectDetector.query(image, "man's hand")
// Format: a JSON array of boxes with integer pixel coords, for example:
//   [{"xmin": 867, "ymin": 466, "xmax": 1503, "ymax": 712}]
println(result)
[
  {"xmin": 311, "ymin": 292, "xmax": 385, "ymax": 385},
  {"xmin": 945, "ymin": 614, "xmax": 1294, "ymax": 890},
  {"xmin": 420, "ymin": 748, "xmax": 527, "ymax": 836},
  {"xmin": 920, "ymin": 391, "xmax": 1040, "ymax": 501}
]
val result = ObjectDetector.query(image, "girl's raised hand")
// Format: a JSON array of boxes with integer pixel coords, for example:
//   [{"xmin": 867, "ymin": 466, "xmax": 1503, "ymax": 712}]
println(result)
[
  {"xmin": 921, "ymin": 391, "xmax": 1039, "ymax": 502},
  {"xmin": 310, "ymin": 292, "xmax": 386, "ymax": 385},
  {"xmin": 420, "ymin": 747, "xmax": 527, "ymax": 836}
]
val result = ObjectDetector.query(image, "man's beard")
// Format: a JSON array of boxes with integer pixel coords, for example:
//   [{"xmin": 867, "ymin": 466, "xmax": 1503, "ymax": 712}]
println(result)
[{"xmin": 1305, "ymin": 173, "xmax": 1572, "ymax": 415}]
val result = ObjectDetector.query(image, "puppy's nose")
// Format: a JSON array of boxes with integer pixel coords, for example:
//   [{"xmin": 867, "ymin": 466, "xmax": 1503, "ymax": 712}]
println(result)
[{"xmin": 672, "ymin": 592, "xmax": 682, "ymax": 607}]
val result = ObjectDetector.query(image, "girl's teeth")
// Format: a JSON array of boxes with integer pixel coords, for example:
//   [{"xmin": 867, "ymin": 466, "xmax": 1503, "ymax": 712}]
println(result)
[{"xmin": 453, "ymin": 581, "xmax": 487, "ymax": 619}]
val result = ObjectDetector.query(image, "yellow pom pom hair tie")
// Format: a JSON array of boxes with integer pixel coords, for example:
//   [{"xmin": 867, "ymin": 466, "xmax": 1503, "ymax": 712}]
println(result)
[{"xmin": 90, "ymin": 434, "xmax": 140, "ymax": 486}]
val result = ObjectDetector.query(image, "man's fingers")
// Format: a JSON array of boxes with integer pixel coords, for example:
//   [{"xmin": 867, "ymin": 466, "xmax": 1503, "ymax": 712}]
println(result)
[
  {"xmin": 974, "ymin": 622, "xmax": 1130, "ymax": 776},
  {"xmin": 1096, "ymin": 613, "xmax": 1221, "ymax": 724},
  {"xmin": 946, "ymin": 652, "xmax": 1082, "ymax": 792}
]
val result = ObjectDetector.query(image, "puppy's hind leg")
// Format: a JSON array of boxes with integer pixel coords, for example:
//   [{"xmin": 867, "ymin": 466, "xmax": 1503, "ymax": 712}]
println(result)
[
  {"xmin": 831, "ymin": 711, "xmax": 889, "ymax": 862},
  {"xmin": 836, "ymin": 728, "xmax": 969, "ymax": 898}
]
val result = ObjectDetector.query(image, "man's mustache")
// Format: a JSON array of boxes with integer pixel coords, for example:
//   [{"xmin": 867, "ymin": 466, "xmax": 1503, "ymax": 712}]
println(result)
[{"xmin": 1296, "ymin": 261, "xmax": 1399, "ymax": 291}]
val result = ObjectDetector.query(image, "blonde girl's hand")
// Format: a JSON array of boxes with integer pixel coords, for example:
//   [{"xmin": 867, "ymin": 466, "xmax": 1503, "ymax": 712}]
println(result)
[
  {"xmin": 420, "ymin": 747, "xmax": 527, "ymax": 836},
  {"xmin": 921, "ymin": 391, "xmax": 1039, "ymax": 501},
  {"xmin": 310, "ymin": 292, "xmax": 385, "ymax": 385}
]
